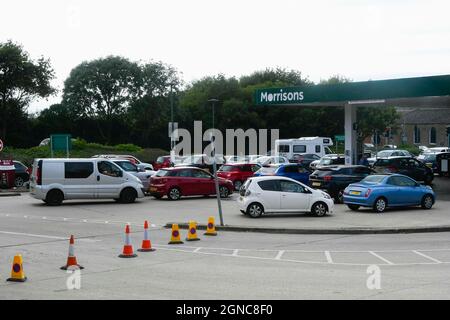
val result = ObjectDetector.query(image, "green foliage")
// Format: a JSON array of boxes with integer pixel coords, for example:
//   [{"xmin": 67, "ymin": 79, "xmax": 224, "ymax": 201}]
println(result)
[
  {"xmin": 0, "ymin": 40, "xmax": 55, "ymax": 144},
  {"xmin": 114, "ymin": 144, "xmax": 142, "ymax": 152},
  {"xmin": 398, "ymin": 144, "xmax": 421, "ymax": 156},
  {"xmin": 3, "ymin": 139, "xmax": 164, "ymax": 167}
]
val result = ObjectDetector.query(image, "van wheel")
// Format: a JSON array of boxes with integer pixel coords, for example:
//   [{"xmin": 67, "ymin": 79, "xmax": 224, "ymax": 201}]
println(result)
[
  {"xmin": 311, "ymin": 202, "xmax": 328, "ymax": 217},
  {"xmin": 421, "ymin": 194, "xmax": 434, "ymax": 209},
  {"xmin": 168, "ymin": 187, "xmax": 181, "ymax": 200},
  {"xmin": 45, "ymin": 190, "xmax": 64, "ymax": 206},
  {"xmin": 120, "ymin": 188, "xmax": 137, "ymax": 204}
]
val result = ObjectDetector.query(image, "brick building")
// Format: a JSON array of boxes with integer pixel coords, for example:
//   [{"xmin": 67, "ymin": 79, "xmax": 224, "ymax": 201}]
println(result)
[{"xmin": 392, "ymin": 108, "xmax": 450, "ymax": 147}]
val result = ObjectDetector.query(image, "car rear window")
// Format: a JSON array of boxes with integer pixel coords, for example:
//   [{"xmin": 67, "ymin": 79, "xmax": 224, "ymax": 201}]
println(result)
[
  {"xmin": 257, "ymin": 167, "xmax": 277, "ymax": 175},
  {"xmin": 155, "ymin": 169, "xmax": 174, "ymax": 177},
  {"xmin": 361, "ymin": 175, "xmax": 385, "ymax": 184},
  {"xmin": 257, "ymin": 180, "xmax": 281, "ymax": 191},
  {"xmin": 219, "ymin": 165, "xmax": 238, "ymax": 172}
]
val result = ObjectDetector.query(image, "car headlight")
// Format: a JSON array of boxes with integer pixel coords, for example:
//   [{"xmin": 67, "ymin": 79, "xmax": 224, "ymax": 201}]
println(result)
[{"xmin": 322, "ymin": 192, "xmax": 331, "ymax": 199}]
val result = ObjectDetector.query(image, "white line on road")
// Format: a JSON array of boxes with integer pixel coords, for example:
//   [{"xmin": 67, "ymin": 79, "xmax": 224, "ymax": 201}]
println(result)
[
  {"xmin": 413, "ymin": 250, "xmax": 442, "ymax": 263},
  {"xmin": 325, "ymin": 251, "xmax": 333, "ymax": 264},
  {"xmin": 369, "ymin": 251, "xmax": 394, "ymax": 265},
  {"xmin": 0, "ymin": 231, "xmax": 101, "ymax": 242},
  {"xmin": 193, "ymin": 247, "xmax": 202, "ymax": 253},
  {"xmin": 232, "ymin": 249, "xmax": 239, "ymax": 256},
  {"xmin": 275, "ymin": 250, "xmax": 285, "ymax": 260}
]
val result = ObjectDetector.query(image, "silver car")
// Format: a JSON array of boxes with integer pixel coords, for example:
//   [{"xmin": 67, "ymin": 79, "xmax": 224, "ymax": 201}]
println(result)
[{"xmin": 112, "ymin": 160, "xmax": 155, "ymax": 191}]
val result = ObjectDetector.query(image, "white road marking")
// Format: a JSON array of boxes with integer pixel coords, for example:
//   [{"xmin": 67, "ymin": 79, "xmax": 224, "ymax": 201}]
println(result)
[
  {"xmin": 275, "ymin": 250, "xmax": 285, "ymax": 260},
  {"xmin": 232, "ymin": 249, "xmax": 239, "ymax": 256},
  {"xmin": 369, "ymin": 251, "xmax": 394, "ymax": 265},
  {"xmin": 193, "ymin": 247, "xmax": 202, "ymax": 253},
  {"xmin": 325, "ymin": 251, "xmax": 333, "ymax": 263},
  {"xmin": 413, "ymin": 250, "xmax": 442, "ymax": 263},
  {"xmin": 0, "ymin": 231, "xmax": 100, "ymax": 242}
]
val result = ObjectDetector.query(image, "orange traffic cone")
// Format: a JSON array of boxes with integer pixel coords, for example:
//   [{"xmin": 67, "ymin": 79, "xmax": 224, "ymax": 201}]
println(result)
[
  {"xmin": 204, "ymin": 216, "xmax": 217, "ymax": 236},
  {"xmin": 119, "ymin": 224, "xmax": 138, "ymax": 258},
  {"xmin": 186, "ymin": 220, "xmax": 200, "ymax": 241},
  {"xmin": 138, "ymin": 220, "xmax": 155, "ymax": 252},
  {"xmin": 168, "ymin": 223, "xmax": 184, "ymax": 244},
  {"xmin": 7, "ymin": 254, "xmax": 27, "ymax": 282},
  {"xmin": 61, "ymin": 235, "xmax": 84, "ymax": 270}
]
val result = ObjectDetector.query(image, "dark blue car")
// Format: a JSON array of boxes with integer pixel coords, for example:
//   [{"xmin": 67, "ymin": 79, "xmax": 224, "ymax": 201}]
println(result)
[
  {"xmin": 254, "ymin": 163, "xmax": 311, "ymax": 184},
  {"xmin": 343, "ymin": 174, "xmax": 435, "ymax": 213}
]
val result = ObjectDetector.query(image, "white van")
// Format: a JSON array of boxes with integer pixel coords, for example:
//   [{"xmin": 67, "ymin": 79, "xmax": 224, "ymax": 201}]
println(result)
[
  {"xmin": 30, "ymin": 158, "xmax": 145, "ymax": 206},
  {"xmin": 275, "ymin": 137, "xmax": 334, "ymax": 160}
]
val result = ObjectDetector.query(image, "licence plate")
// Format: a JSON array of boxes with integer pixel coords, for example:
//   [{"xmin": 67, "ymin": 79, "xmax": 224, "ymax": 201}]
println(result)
[
  {"xmin": 312, "ymin": 182, "xmax": 321, "ymax": 187},
  {"xmin": 350, "ymin": 191, "xmax": 361, "ymax": 195}
]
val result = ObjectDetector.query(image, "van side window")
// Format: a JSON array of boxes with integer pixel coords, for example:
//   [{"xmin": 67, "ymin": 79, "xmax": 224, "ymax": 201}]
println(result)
[
  {"xmin": 98, "ymin": 161, "xmax": 121, "ymax": 177},
  {"xmin": 278, "ymin": 145, "xmax": 290, "ymax": 153},
  {"xmin": 65, "ymin": 162, "xmax": 94, "ymax": 179},
  {"xmin": 315, "ymin": 145, "xmax": 321, "ymax": 153}
]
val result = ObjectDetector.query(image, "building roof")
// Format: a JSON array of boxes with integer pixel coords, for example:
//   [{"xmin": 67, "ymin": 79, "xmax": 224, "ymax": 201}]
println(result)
[{"xmin": 397, "ymin": 108, "xmax": 450, "ymax": 125}]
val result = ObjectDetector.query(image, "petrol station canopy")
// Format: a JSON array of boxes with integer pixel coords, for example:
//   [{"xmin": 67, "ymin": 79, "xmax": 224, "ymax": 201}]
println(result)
[{"xmin": 254, "ymin": 74, "xmax": 450, "ymax": 164}]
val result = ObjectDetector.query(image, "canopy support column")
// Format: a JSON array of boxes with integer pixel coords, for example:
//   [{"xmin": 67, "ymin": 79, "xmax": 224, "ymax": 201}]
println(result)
[{"xmin": 344, "ymin": 103, "xmax": 357, "ymax": 165}]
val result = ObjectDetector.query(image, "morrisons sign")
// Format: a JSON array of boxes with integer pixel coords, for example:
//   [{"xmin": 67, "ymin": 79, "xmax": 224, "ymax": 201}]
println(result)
[
  {"xmin": 256, "ymin": 88, "xmax": 305, "ymax": 105},
  {"xmin": 254, "ymin": 75, "xmax": 450, "ymax": 106}
]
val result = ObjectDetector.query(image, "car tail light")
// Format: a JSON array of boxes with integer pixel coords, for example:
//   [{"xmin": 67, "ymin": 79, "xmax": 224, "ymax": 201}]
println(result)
[
  {"xmin": 36, "ymin": 161, "xmax": 42, "ymax": 185},
  {"xmin": 244, "ymin": 189, "xmax": 251, "ymax": 197},
  {"xmin": 387, "ymin": 165, "xmax": 398, "ymax": 173},
  {"xmin": 324, "ymin": 175, "xmax": 332, "ymax": 182},
  {"xmin": 365, "ymin": 188, "xmax": 372, "ymax": 198}
]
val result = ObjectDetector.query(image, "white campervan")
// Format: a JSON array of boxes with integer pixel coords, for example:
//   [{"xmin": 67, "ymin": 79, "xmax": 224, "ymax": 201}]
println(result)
[
  {"xmin": 30, "ymin": 158, "xmax": 145, "ymax": 206},
  {"xmin": 275, "ymin": 137, "xmax": 334, "ymax": 160}
]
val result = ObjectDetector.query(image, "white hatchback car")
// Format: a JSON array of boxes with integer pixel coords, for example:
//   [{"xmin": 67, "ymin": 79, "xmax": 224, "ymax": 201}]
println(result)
[{"xmin": 237, "ymin": 176, "xmax": 334, "ymax": 217}]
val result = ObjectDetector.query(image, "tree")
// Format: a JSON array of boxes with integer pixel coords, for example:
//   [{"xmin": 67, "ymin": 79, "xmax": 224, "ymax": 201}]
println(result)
[
  {"xmin": 0, "ymin": 40, "xmax": 55, "ymax": 143},
  {"xmin": 62, "ymin": 56, "xmax": 141, "ymax": 144},
  {"xmin": 356, "ymin": 106, "xmax": 400, "ymax": 149}
]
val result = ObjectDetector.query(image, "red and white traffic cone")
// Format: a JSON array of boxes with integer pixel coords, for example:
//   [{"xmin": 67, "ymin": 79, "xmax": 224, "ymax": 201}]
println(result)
[
  {"xmin": 61, "ymin": 235, "xmax": 84, "ymax": 270},
  {"xmin": 138, "ymin": 220, "xmax": 155, "ymax": 252},
  {"xmin": 119, "ymin": 224, "xmax": 138, "ymax": 258}
]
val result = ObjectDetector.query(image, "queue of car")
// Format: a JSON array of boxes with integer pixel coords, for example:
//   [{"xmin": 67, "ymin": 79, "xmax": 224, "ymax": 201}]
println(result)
[{"xmin": 20, "ymin": 143, "xmax": 441, "ymax": 221}]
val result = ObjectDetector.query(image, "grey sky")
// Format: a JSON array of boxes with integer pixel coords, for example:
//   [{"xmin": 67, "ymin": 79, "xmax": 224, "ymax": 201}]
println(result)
[{"xmin": 2, "ymin": 0, "xmax": 450, "ymax": 112}]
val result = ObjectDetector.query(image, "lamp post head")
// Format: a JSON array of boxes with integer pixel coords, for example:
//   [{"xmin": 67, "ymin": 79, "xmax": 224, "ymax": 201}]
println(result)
[{"xmin": 208, "ymin": 98, "xmax": 219, "ymax": 104}]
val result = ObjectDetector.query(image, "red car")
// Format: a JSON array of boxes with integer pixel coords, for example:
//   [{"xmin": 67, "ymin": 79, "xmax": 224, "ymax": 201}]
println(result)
[
  {"xmin": 149, "ymin": 167, "xmax": 234, "ymax": 200},
  {"xmin": 153, "ymin": 156, "xmax": 174, "ymax": 171},
  {"xmin": 217, "ymin": 163, "xmax": 261, "ymax": 191}
]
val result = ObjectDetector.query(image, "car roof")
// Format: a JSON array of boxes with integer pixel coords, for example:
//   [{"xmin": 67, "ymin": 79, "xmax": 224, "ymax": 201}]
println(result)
[
  {"xmin": 249, "ymin": 175, "xmax": 301, "ymax": 182},
  {"xmin": 161, "ymin": 166, "xmax": 204, "ymax": 170},
  {"xmin": 375, "ymin": 156, "xmax": 414, "ymax": 160}
]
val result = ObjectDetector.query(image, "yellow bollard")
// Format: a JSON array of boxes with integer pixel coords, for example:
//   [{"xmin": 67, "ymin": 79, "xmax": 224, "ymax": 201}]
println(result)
[
  {"xmin": 204, "ymin": 216, "xmax": 217, "ymax": 236},
  {"xmin": 186, "ymin": 221, "xmax": 200, "ymax": 241},
  {"xmin": 168, "ymin": 223, "xmax": 184, "ymax": 244},
  {"xmin": 7, "ymin": 254, "xmax": 27, "ymax": 282}
]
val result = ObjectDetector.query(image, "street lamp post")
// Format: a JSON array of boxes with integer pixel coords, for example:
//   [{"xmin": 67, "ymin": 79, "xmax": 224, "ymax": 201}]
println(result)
[{"xmin": 208, "ymin": 98, "xmax": 224, "ymax": 226}]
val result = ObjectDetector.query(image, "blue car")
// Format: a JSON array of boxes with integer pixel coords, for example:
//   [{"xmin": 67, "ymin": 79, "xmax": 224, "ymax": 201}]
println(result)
[
  {"xmin": 254, "ymin": 163, "xmax": 311, "ymax": 184},
  {"xmin": 343, "ymin": 174, "xmax": 435, "ymax": 213}
]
